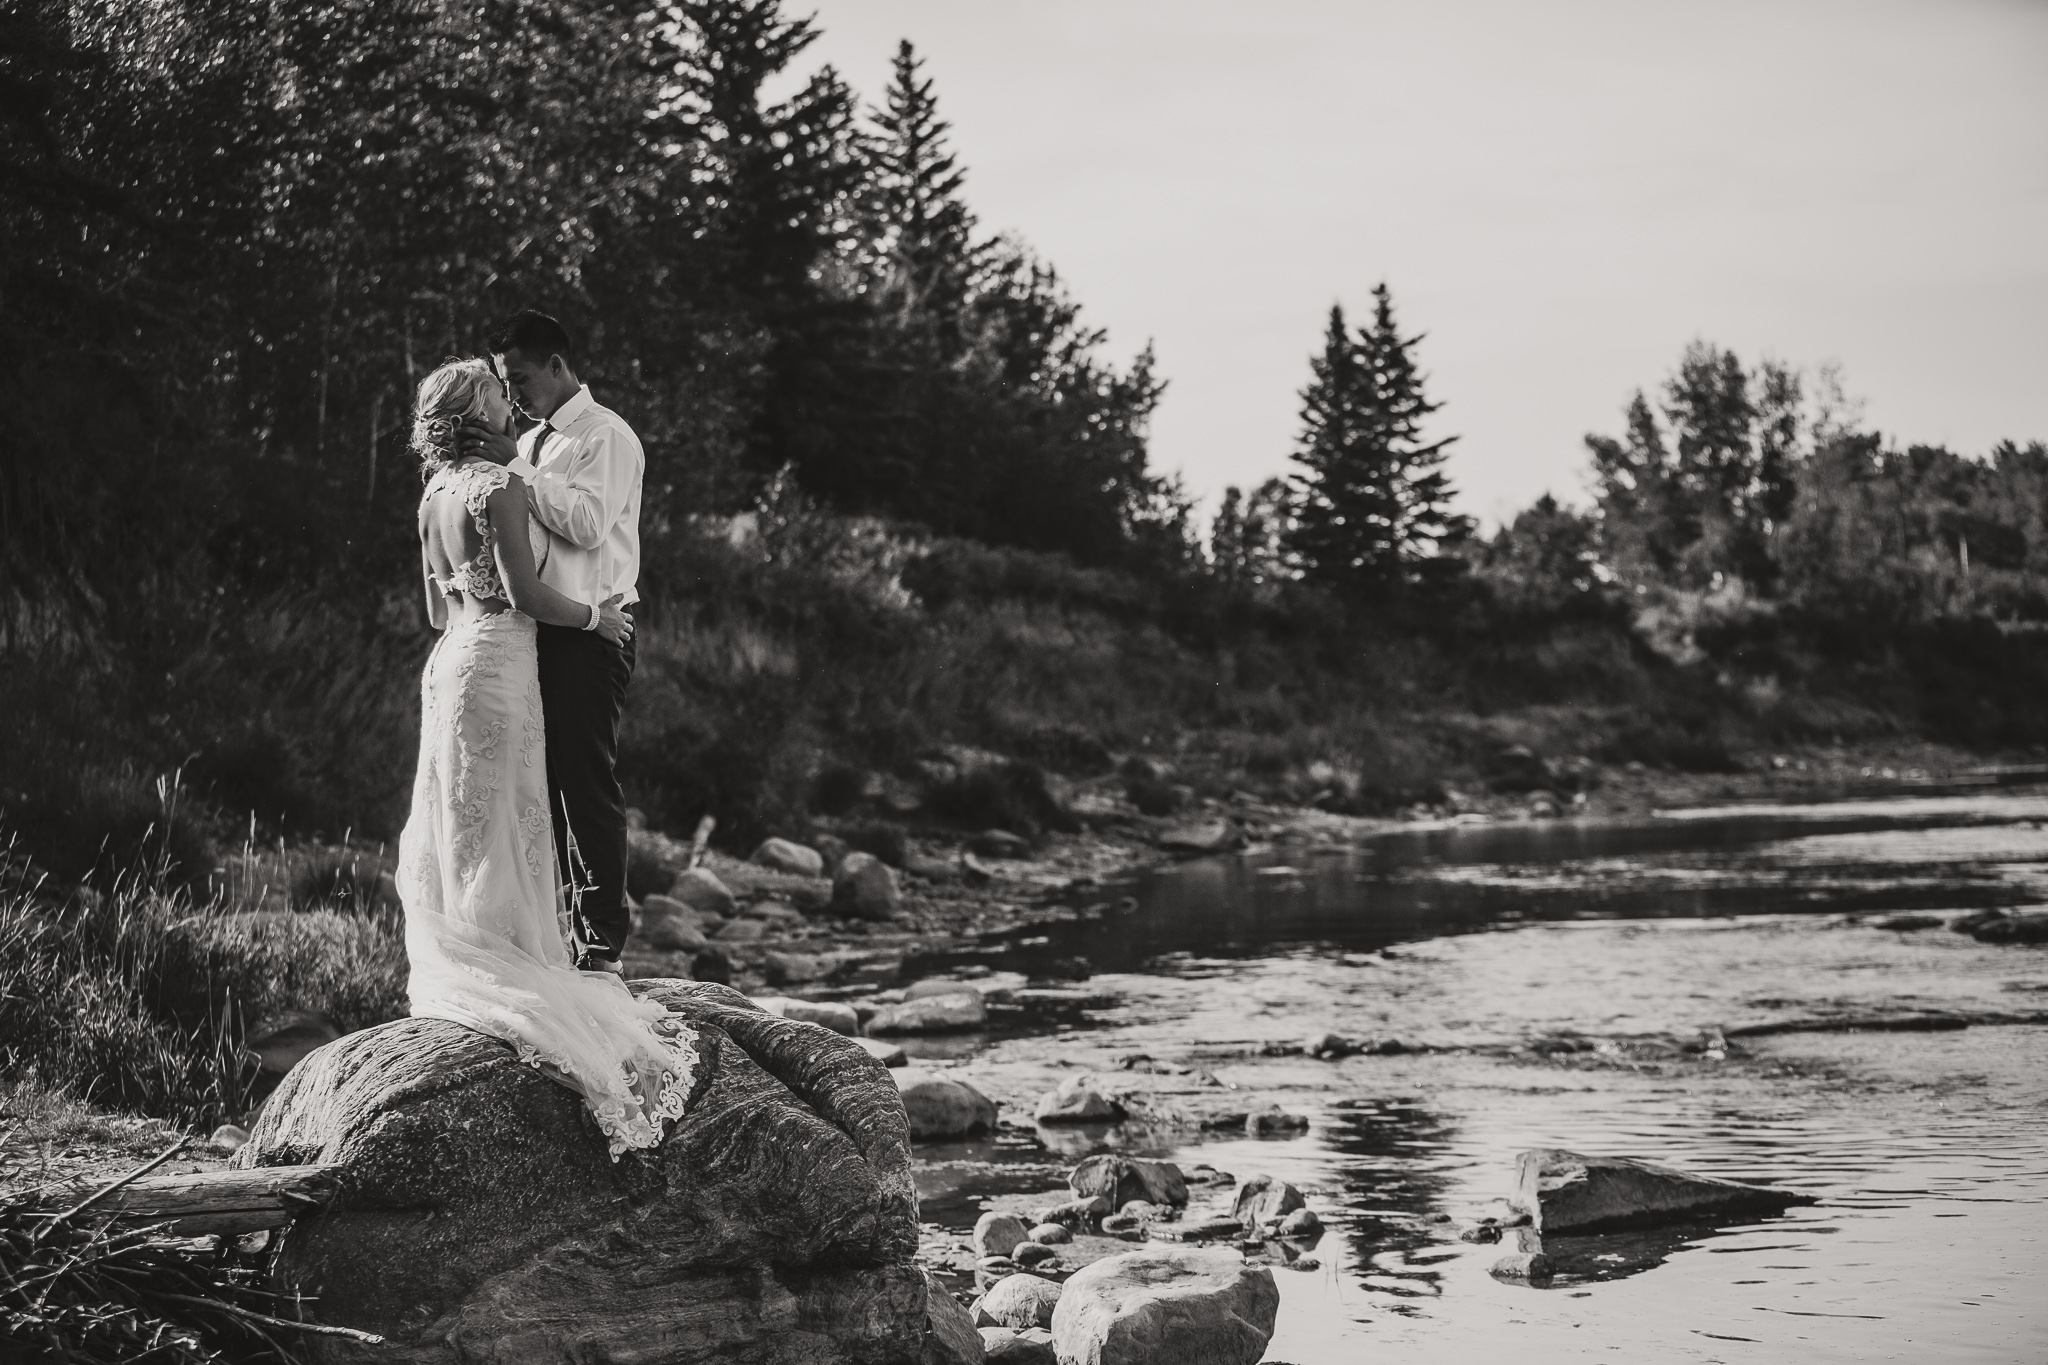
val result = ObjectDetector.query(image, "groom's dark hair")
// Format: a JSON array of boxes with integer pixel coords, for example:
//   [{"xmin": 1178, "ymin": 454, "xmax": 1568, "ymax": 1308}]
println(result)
[{"xmin": 487, "ymin": 310, "xmax": 576, "ymax": 369}]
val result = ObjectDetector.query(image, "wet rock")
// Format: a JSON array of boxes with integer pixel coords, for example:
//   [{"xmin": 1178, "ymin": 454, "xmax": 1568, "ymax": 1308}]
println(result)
[
  {"xmin": 1457, "ymin": 1222, "xmax": 1502, "ymax": 1244},
  {"xmin": 1173, "ymin": 1217, "xmax": 1244, "ymax": 1242},
  {"xmin": 1231, "ymin": 1175, "xmax": 1306, "ymax": 1227},
  {"xmin": 1490, "ymin": 1251, "xmax": 1554, "ymax": 1281},
  {"xmin": 852, "ymin": 1036, "xmax": 908, "ymax": 1067},
  {"xmin": 975, "ymin": 1212, "xmax": 1031, "ymax": 1260},
  {"xmin": 1971, "ymin": 910, "xmax": 2048, "ymax": 944},
  {"xmin": 980, "ymin": 1325, "xmax": 1056, "ymax": 1363},
  {"xmin": 1028, "ymin": 1223, "xmax": 1071, "ymax": 1245},
  {"xmin": 1288, "ymin": 1255, "xmax": 1320, "ymax": 1271},
  {"xmin": 749, "ymin": 996, "xmax": 859, "ymax": 1036},
  {"xmin": 1034, "ymin": 1195, "xmax": 1112, "ymax": 1229},
  {"xmin": 1185, "ymin": 1164, "xmax": 1235, "ymax": 1187},
  {"xmin": 972, "ymin": 829, "xmax": 1032, "ymax": 859},
  {"xmin": 1099, "ymin": 1213, "xmax": 1146, "ymax": 1238},
  {"xmin": 835, "ymin": 851, "xmax": 903, "ymax": 920},
  {"xmin": 1050, "ymin": 1246, "xmax": 1278, "ymax": 1365},
  {"xmin": 751, "ymin": 837, "xmax": 825, "ymax": 879},
  {"xmin": 238, "ymin": 981, "xmax": 923, "ymax": 1362},
  {"xmin": 1244, "ymin": 1105, "xmax": 1309, "ymax": 1135},
  {"xmin": 1013, "ymin": 1242, "xmax": 1057, "ymax": 1268},
  {"xmin": 1951, "ymin": 908, "xmax": 2007, "ymax": 935},
  {"xmin": 869, "ymin": 991, "xmax": 988, "ymax": 1035},
  {"xmin": 906, "ymin": 978, "xmax": 983, "ymax": 1002},
  {"xmin": 1034, "ymin": 1077, "xmax": 1126, "ymax": 1124},
  {"xmin": 1118, "ymin": 1200, "xmax": 1164, "ymax": 1223},
  {"xmin": 1069, "ymin": 1155, "xmax": 1188, "ymax": 1209},
  {"xmin": 669, "ymin": 866, "xmax": 738, "ymax": 918},
  {"xmin": 1156, "ymin": 820, "xmax": 1242, "ymax": 854},
  {"xmin": 925, "ymin": 1269, "xmax": 986, "ymax": 1364},
  {"xmin": 1274, "ymin": 1208, "xmax": 1322, "ymax": 1238},
  {"xmin": 975, "ymin": 1271, "xmax": 1062, "ymax": 1328},
  {"xmin": 896, "ymin": 1069, "xmax": 998, "ymax": 1139},
  {"xmin": 1876, "ymin": 913, "xmax": 1944, "ymax": 932},
  {"xmin": 979, "ymin": 1256, "xmax": 1018, "ymax": 1276},
  {"xmin": 746, "ymin": 902, "xmax": 807, "ymax": 931},
  {"xmin": 1300, "ymin": 1030, "xmax": 1354, "ymax": 1059},
  {"xmin": 1514, "ymin": 1147, "xmax": 1818, "ymax": 1233}
]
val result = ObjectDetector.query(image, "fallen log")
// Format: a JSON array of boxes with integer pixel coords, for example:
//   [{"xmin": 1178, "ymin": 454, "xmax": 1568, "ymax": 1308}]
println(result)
[{"xmin": 24, "ymin": 1163, "xmax": 342, "ymax": 1237}]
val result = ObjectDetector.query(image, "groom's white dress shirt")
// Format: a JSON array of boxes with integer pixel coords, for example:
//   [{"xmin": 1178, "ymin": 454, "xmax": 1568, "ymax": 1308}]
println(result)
[{"xmin": 507, "ymin": 384, "xmax": 643, "ymax": 609}]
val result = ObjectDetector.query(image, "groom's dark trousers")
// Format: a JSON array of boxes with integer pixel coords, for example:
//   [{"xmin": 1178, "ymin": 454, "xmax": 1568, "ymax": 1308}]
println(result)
[{"xmin": 536, "ymin": 612, "xmax": 636, "ymax": 964}]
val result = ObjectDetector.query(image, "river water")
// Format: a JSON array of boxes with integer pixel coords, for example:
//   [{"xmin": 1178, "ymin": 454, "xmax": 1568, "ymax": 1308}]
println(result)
[{"xmin": 907, "ymin": 791, "xmax": 2048, "ymax": 1364}]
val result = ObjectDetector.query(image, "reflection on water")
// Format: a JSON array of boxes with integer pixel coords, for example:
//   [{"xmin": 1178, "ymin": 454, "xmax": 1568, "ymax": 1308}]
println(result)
[{"xmin": 917, "ymin": 792, "xmax": 2048, "ymax": 1363}]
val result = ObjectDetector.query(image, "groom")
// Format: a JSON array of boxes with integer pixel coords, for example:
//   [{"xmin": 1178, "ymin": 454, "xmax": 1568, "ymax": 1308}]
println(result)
[{"xmin": 464, "ymin": 310, "xmax": 644, "ymax": 973}]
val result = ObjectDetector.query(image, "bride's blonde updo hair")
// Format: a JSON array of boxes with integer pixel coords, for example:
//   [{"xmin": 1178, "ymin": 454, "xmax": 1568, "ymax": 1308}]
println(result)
[{"xmin": 410, "ymin": 358, "xmax": 499, "ymax": 473}]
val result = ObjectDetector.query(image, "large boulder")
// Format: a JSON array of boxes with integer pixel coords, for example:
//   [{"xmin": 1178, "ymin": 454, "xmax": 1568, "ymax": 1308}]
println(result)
[
  {"xmin": 834, "ymin": 852, "xmax": 902, "ymax": 921},
  {"xmin": 1069, "ymin": 1155, "xmax": 1187, "ymax": 1210},
  {"xmin": 1230, "ymin": 1174, "xmax": 1305, "ymax": 1227},
  {"xmin": 980, "ymin": 1326, "xmax": 1056, "ymax": 1362},
  {"xmin": 1049, "ymin": 1247, "xmax": 1277, "ymax": 1365},
  {"xmin": 973, "ymin": 1212, "xmax": 1031, "ymax": 1261},
  {"xmin": 924, "ymin": 1271, "xmax": 986, "ymax": 1364},
  {"xmin": 1033, "ymin": 1077, "xmax": 1124, "ymax": 1125},
  {"xmin": 895, "ymin": 1068, "xmax": 998, "ymax": 1140},
  {"xmin": 868, "ymin": 991, "xmax": 987, "ymax": 1035},
  {"xmin": 669, "ymin": 866, "xmax": 738, "ymax": 918},
  {"xmin": 973, "ymin": 1271, "xmax": 1062, "ymax": 1328},
  {"xmin": 753, "ymin": 837, "xmax": 827, "ymax": 879},
  {"xmin": 639, "ymin": 894, "xmax": 713, "ymax": 952},
  {"xmin": 238, "ymin": 980, "xmax": 927, "ymax": 1363},
  {"xmin": 1514, "ymin": 1148, "xmax": 1818, "ymax": 1233}
]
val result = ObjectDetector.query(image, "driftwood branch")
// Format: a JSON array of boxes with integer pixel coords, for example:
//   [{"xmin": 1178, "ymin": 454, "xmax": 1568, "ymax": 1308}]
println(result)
[
  {"xmin": 26, "ymin": 1164, "xmax": 343, "ymax": 1237},
  {"xmin": 155, "ymin": 1292, "xmax": 387, "ymax": 1344}
]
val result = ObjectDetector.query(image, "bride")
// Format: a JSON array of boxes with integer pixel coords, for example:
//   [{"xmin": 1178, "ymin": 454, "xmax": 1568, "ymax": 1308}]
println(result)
[{"xmin": 397, "ymin": 358, "xmax": 697, "ymax": 1158}]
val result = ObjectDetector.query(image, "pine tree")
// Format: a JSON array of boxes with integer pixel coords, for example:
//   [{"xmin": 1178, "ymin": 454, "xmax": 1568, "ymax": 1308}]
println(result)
[
  {"xmin": 866, "ymin": 40, "xmax": 979, "ymax": 335},
  {"xmin": 1285, "ymin": 285, "xmax": 1469, "ymax": 603}
]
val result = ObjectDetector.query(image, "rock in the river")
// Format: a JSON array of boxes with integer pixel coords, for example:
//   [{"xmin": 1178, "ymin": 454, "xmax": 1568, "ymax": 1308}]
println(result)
[
  {"xmin": 980, "ymin": 1325, "xmax": 1056, "ymax": 1363},
  {"xmin": 851, "ymin": 1036, "xmax": 908, "ymax": 1067},
  {"xmin": 1300, "ymin": 1030, "xmax": 1354, "ymax": 1059},
  {"xmin": 1155, "ymin": 820, "xmax": 1241, "ymax": 854},
  {"xmin": 1069, "ymin": 1155, "xmax": 1188, "ymax": 1209},
  {"xmin": 714, "ymin": 917, "xmax": 766, "ymax": 942},
  {"xmin": 1231, "ymin": 1174, "xmax": 1306, "ymax": 1227},
  {"xmin": 971, "ymin": 829, "xmax": 1031, "ymax": 859},
  {"xmin": 752, "ymin": 837, "xmax": 826, "ymax": 879},
  {"xmin": 750, "ymin": 995, "xmax": 859, "ymax": 1036},
  {"xmin": 1034, "ymin": 1195, "xmax": 1112, "ymax": 1229},
  {"xmin": 669, "ymin": 866, "xmax": 738, "ymax": 917},
  {"xmin": 1013, "ymin": 1242, "xmax": 1057, "ymax": 1268},
  {"xmin": 1099, "ymin": 1212, "xmax": 1146, "ymax": 1238},
  {"xmin": 897, "ymin": 1069, "xmax": 998, "ymax": 1139},
  {"xmin": 905, "ymin": 978, "xmax": 983, "ymax": 1002},
  {"xmin": 1049, "ymin": 1246, "xmax": 1278, "ymax": 1365},
  {"xmin": 1274, "ymin": 1207, "xmax": 1322, "ymax": 1238},
  {"xmin": 979, "ymin": 1256, "xmax": 1018, "ymax": 1276},
  {"xmin": 868, "ymin": 991, "xmax": 988, "ymax": 1035},
  {"xmin": 1244, "ymin": 1104, "xmax": 1309, "ymax": 1135},
  {"xmin": 974, "ymin": 1271, "xmax": 1062, "ymax": 1327},
  {"xmin": 1028, "ymin": 1222, "xmax": 1071, "ymax": 1244},
  {"xmin": 1971, "ymin": 910, "xmax": 2048, "ymax": 944},
  {"xmin": 1514, "ymin": 1148, "xmax": 1818, "ymax": 1233},
  {"xmin": 834, "ymin": 851, "xmax": 901, "ymax": 920},
  {"xmin": 975, "ymin": 1212, "xmax": 1031, "ymax": 1260},
  {"xmin": 237, "ymin": 980, "xmax": 925, "ymax": 1363},
  {"xmin": 1034, "ymin": 1076, "xmax": 1125, "ymax": 1124},
  {"xmin": 1489, "ymin": 1251, "xmax": 1554, "ymax": 1281},
  {"xmin": 690, "ymin": 947, "xmax": 733, "ymax": 984},
  {"xmin": 1173, "ymin": 1217, "xmax": 1243, "ymax": 1242}
]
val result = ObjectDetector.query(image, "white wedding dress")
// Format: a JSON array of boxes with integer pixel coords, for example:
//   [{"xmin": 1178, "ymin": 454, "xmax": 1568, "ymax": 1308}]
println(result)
[{"xmin": 396, "ymin": 460, "xmax": 697, "ymax": 1159}]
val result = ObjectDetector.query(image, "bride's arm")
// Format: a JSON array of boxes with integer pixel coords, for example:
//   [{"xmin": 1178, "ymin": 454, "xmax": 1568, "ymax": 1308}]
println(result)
[
  {"xmin": 418, "ymin": 505, "xmax": 447, "ymax": 631},
  {"xmin": 486, "ymin": 482, "xmax": 632, "ymax": 644}
]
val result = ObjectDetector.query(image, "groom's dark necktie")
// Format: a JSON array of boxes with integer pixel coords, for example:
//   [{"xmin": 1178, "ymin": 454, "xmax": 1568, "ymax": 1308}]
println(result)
[{"xmin": 530, "ymin": 422, "xmax": 556, "ymax": 463}]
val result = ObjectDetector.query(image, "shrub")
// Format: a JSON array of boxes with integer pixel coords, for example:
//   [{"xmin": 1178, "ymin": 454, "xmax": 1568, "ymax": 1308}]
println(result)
[{"xmin": 924, "ymin": 762, "xmax": 1081, "ymax": 836}]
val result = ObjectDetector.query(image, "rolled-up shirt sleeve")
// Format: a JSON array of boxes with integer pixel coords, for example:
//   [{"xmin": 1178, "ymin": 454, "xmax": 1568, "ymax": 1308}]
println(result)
[{"xmin": 512, "ymin": 425, "xmax": 640, "ymax": 552}]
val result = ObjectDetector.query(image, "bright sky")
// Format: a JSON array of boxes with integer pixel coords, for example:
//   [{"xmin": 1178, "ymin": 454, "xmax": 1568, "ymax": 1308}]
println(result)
[{"xmin": 800, "ymin": 0, "xmax": 2048, "ymax": 527}]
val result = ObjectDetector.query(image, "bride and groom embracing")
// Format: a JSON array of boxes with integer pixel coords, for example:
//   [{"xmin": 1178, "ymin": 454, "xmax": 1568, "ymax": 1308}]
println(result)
[{"xmin": 398, "ymin": 309, "xmax": 697, "ymax": 1158}]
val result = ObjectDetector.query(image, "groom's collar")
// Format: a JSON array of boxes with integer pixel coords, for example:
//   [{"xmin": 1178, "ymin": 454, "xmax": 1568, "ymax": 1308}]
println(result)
[{"xmin": 547, "ymin": 384, "xmax": 594, "ymax": 427}]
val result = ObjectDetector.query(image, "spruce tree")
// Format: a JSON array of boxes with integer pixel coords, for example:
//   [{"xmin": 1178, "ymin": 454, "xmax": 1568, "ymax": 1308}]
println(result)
[
  {"xmin": 1285, "ymin": 285, "xmax": 1468, "ymax": 603},
  {"xmin": 867, "ymin": 40, "xmax": 979, "ymax": 334}
]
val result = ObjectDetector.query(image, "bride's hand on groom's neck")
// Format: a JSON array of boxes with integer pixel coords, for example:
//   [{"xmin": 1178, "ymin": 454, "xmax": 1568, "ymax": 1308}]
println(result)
[{"xmin": 459, "ymin": 418, "xmax": 519, "ymax": 467}]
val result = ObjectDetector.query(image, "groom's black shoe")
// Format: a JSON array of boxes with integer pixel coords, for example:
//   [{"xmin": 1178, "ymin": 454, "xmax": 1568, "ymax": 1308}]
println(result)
[{"xmin": 579, "ymin": 955, "xmax": 625, "ymax": 976}]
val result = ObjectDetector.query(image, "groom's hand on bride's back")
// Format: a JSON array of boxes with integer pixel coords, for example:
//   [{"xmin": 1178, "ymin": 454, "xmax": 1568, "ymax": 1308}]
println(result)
[{"xmin": 459, "ymin": 418, "xmax": 519, "ymax": 466}]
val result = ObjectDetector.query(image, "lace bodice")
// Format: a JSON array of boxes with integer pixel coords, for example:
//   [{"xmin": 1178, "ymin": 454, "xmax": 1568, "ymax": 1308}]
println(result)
[{"xmin": 424, "ymin": 461, "xmax": 548, "ymax": 604}]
